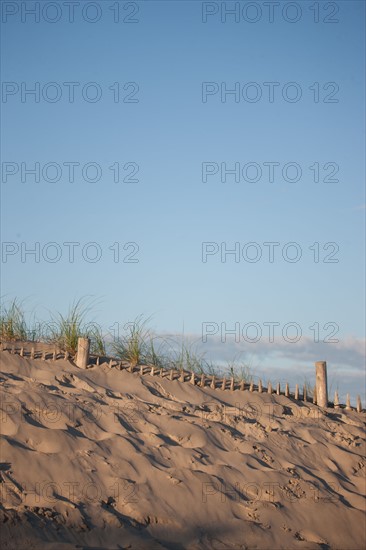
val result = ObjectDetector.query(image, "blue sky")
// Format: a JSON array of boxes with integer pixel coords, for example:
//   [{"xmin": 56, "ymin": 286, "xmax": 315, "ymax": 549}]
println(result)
[{"xmin": 1, "ymin": 1, "xmax": 365, "ymax": 401}]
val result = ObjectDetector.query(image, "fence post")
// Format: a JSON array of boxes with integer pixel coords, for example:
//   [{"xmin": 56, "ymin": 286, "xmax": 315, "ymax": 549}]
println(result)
[
  {"xmin": 315, "ymin": 361, "xmax": 328, "ymax": 408},
  {"xmin": 334, "ymin": 391, "xmax": 340, "ymax": 409},
  {"xmin": 357, "ymin": 396, "xmax": 362, "ymax": 413},
  {"xmin": 76, "ymin": 337, "xmax": 90, "ymax": 369},
  {"xmin": 345, "ymin": 393, "xmax": 351, "ymax": 411}
]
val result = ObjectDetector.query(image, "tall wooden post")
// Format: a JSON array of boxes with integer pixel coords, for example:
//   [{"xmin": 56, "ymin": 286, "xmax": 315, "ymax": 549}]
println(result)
[
  {"xmin": 356, "ymin": 396, "xmax": 362, "ymax": 413},
  {"xmin": 315, "ymin": 361, "xmax": 328, "ymax": 408},
  {"xmin": 76, "ymin": 337, "xmax": 90, "ymax": 369}
]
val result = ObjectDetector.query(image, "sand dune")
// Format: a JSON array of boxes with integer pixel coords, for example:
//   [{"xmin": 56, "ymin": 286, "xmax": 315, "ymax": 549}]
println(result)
[{"xmin": 0, "ymin": 350, "xmax": 365, "ymax": 549}]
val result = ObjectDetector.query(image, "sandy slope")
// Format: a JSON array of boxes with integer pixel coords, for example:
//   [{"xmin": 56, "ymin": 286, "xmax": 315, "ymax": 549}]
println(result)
[{"xmin": 0, "ymin": 351, "xmax": 365, "ymax": 550}]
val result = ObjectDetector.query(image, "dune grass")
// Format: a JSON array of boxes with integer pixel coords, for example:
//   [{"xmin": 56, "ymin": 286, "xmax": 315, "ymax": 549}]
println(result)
[
  {"xmin": 0, "ymin": 298, "xmax": 30, "ymax": 342},
  {"xmin": 46, "ymin": 298, "xmax": 105, "ymax": 355},
  {"xmin": 169, "ymin": 339, "xmax": 209, "ymax": 374},
  {"xmin": 0, "ymin": 298, "xmax": 253, "ymax": 379},
  {"xmin": 227, "ymin": 357, "xmax": 253, "ymax": 383},
  {"xmin": 145, "ymin": 334, "xmax": 170, "ymax": 369},
  {"xmin": 112, "ymin": 315, "xmax": 151, "ymax": 366}
]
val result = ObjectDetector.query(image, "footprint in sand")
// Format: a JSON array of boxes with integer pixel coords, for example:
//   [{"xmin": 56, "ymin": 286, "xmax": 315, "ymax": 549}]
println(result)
[{"xmin": 295, "ymin": 530, "xmax": 328, "ymax": 545}]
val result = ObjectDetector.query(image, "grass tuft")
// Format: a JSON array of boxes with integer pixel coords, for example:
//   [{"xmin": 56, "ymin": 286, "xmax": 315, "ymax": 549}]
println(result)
[
  {"xmin": 47, "ymin": 298, "xmax": 105, "ymax": 355},
  {"xmin": 0, "ymin": 298, "xmax": 29, "ymax": 342},
  {"xmin": 227, "ymin": 357, "xmax": 253, "ymax": 383},
  {"xmin": 112, "ymin": 315, "xmax": 151, "ymax": 366}
]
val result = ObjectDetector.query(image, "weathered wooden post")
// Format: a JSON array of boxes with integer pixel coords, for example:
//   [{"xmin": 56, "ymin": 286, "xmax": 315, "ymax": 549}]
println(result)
[
  {"xmin": 140, "ymin": 365, "xmax": 144, "ymax": 376},
  {"xmin": 179, "ymin": 370, "xmax": 185, "ymax": 382},
  {"xmin": 356, "ymin": 396, "xmax": 362, "ymax": 413},
  {"xmin": 303, "ymin": 385, "xmax": 307, "ymax": 402},
  {"xmin": 221, "ymin": 377, "xmax": 226, "ymax": 391},
  {"xmin": 150, "ymin": 366, "xmax": 155, "ymax": 376},
  {"xmin": 190, "ymin": 372, "xmax": 196, "ymax": 385},
  {"xmin": 267, "ymin": 382, "xmax": 272, "ymax": 394},
  {"xmin": 169, "ymin": 369, "xmax": 174, "ymax": 380},
  {"xmin": 76, "ymin": 337, "xmax": 90, "ymax": 369},
  {"xmin": 345, "ymin": 393, "xmax": 351, "ymax": 411},
  {"xmin": 249, "ymin": 381, "xmax": 254, "ymax": 392},
  {"xmin": 295, "ymin": 384, "xmax": 299, "ymax": 400},
  {"xmin": 200, "ymin": 373, "xmax": 205, "ymax": 387},
  {"xmin": 230, "ymin": 377, "xmax": 235, "ymax": 391},
  {"xmin": 239, "ymin": 379, "xmax": 245, "ymax": 391},
  {"xmin": 315, "ymin": 361, "xmax": 328, "ymax": 408},
  {"xmin": 276, "ymin": 382, "xmax": 280, "ymax": 395},
  {"xmin": 258, "ymin": 379, "xmax": 263, "ymax": 393},
  {"xmin": 334, "ymin": 391, "xmax": 340, "ymax": 409},
  {"xmin": 30, "ymin": 346, "xmax": 35, "ymax": 359},
  {"xmin": 285, "ymin": 383, "xmax": 289, "ymax": 397},
  {"xmin": 20, "ymin": 347, "xmax": 24, "ymax": 357},
  {"xmin": 210, "ymin": 375, "xmax": 216, "ymax": 389}
]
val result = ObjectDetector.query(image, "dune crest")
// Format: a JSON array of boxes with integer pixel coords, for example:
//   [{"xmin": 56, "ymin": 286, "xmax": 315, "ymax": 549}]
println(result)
[{"xmin": 0, "ymin": 349, "xmax": 365, "ymax": 549}]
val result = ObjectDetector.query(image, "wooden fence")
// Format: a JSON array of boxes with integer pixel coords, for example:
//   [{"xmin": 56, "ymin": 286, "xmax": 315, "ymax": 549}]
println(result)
[{"xmin": 0, "ymin": 339, "xmax": 363, "ymax": 413}]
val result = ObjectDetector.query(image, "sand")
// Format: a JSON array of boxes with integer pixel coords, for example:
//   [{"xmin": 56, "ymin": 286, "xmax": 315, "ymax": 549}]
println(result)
[{"xmin": 0, "ymin": 349, "xmax": 365, "ymax": 549}]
